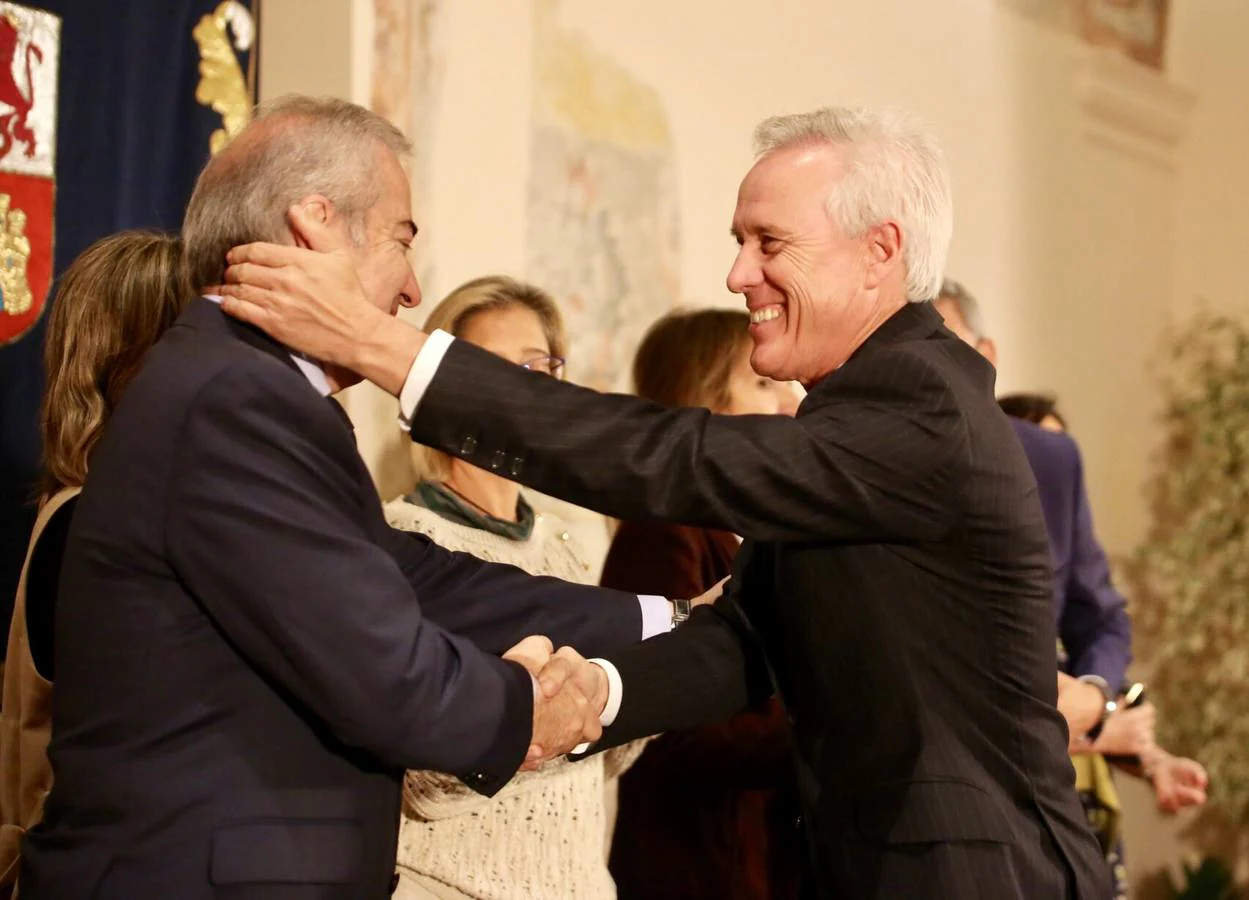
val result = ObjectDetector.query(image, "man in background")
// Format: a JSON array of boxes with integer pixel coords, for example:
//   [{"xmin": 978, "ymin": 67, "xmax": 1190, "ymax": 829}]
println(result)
[{"xmin": 934, "ymin": 279, "xmax": 1133, "ymax": 740}]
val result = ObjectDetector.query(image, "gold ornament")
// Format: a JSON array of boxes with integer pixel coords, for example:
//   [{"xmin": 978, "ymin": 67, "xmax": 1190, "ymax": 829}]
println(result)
[
  {"xmin": 0, "ymin": 192, "xmax": 32, "ymax": 316},
  {"xmin": 193, "ymin": 1, "xmax": 254, "ymax": 157}
]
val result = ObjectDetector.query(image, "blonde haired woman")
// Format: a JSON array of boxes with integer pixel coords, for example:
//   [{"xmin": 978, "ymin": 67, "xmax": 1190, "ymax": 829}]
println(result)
[
  {"xmin": 0, "ymin": 231, "xmax": 186, "ymax": 897},
  {"xmin": 387, "ymin": 275, "xmax": 642, "ymax": 900}
]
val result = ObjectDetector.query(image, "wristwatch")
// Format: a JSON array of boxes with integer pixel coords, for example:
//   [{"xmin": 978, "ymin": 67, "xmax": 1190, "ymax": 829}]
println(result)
[
  {"xmin": 670, "ymin": 597, "xmax": 692, "ymax": 626},
  {"xmin": 1085, "ymin": 694, "xmax": 1118, "ymax": 742}
]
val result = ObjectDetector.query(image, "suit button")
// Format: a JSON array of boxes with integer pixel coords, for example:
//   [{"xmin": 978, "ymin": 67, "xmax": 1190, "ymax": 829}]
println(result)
[
  {"xmin": 509, "ymin": 456, "xmax": 523, "ymax": 477},
  {"xmin": 490, "ymin": 450, "xmax": 506, "ymax": 471},
  {"xmin": 458, "ymin": 436, "xmax": 477, "ymax": 455}
]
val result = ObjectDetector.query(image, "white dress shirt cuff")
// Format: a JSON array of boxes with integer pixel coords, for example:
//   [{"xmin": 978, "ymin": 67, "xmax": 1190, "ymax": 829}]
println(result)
[
  {"xmin": 397, "ymin": 328, "xmax": 455, "ymax": 429},
  {"xmin": 571, "ymin": 658, "xmax": 624, "ymax": 754},
  {"xmin": 638, "ymin": 594, "xmax": 674, "ymax": 639},
  {"xmin": 590, "ymin": 659, "xmax": 624, "ymax": 726}
]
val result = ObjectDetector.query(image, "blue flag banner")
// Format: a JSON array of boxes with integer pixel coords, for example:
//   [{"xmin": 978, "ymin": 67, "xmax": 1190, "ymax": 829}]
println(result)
[{"xmin": 0, "ymin": 1, "xmax": 258, "ymax": 638}]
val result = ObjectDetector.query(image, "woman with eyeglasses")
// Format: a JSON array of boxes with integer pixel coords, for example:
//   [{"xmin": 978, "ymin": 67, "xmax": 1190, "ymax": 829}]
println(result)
[{"xmin": 386, "ymin": 275, "xmax": 644, "ymax": 900}]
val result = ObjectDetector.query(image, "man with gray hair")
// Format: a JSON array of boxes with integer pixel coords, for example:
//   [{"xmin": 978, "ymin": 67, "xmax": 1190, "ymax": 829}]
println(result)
[
  {"xmin": 21, "ymin": 96, "xmax": 692, "ymax": 900},
  {"xmin": 222, "ymin": 106, "xmax": 1109, "ymax": 898}
]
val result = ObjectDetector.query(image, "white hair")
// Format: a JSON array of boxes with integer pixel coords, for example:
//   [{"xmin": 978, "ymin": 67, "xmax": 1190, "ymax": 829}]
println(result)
[{"xmin": 752, "ymin": 107, "xmax": 952, "ymax": 302}]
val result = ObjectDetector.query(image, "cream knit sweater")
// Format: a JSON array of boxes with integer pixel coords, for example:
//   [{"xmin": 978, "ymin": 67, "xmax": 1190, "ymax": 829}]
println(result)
[{"xmin": 385, "ymin": 497, "xmax": 646, "ymax": 900}]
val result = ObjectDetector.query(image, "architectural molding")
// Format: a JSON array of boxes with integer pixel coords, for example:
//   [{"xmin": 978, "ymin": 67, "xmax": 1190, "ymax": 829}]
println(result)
[{"xmin": 1073, "ymin": 47, "xmax": 1195, "ymax": 171}]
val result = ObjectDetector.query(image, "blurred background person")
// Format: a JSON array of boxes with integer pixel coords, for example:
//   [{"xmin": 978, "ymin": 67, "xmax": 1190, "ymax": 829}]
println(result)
[
  {"xmin": 935, "ymin": 279, "xmax": 1132, "ymax": 725},
  {"xmin": 997, "ymin": 395, "xmax": 1208, "ymax": 805},
  {"xmin": 600, "ymin": 308, "xmax": 801, "ymax": 900},
  {"xmin": 0, "ymin": 232, "xmax": 187, "ymax": 896},
  {"xmin": 998, "ymin": 392, "xmax": 1067, "ymax": 433},
  {"xmin": 385, "ymin": 275, "xmax": 648, "ymax": 900},
  {"xmin": 936, "ymin": 280, "xmax": 1208, "ymax": 900}
]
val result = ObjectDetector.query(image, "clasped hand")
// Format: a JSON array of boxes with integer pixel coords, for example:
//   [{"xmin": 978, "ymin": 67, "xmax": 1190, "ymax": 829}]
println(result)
[{"xmin": 503, "ymin": 636, "xmax": 608, "ymax": 771}]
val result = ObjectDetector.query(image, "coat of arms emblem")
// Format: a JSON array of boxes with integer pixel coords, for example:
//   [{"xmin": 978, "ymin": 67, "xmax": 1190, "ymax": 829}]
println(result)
[{"xmin": 0, "ymin": 2, "xmax": 58, "ymax": 346}]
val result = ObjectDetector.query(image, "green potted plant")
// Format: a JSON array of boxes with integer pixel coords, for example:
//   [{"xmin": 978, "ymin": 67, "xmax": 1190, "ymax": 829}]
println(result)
[{"xmin": 1128, "ymin": 313, "xmax": 1249, "ymax": 834}]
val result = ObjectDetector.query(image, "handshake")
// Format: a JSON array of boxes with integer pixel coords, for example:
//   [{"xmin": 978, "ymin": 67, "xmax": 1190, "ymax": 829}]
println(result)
[
  {"xmin": 503, "ymin": 637, "xmax": 609, "ymax": 770},
  {"xmin": 500, "ymin": 577, "xmax": 729, "ymax": 770}
]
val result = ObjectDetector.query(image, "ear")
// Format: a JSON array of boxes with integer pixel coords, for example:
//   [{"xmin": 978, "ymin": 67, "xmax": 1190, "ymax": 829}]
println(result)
[
  {"xmin": 863, "ymin": 221, "xmax": 904, "ymax": 290},
  {"xmin": 976, "ymin": 337, "xmax": 998, "ymax": 367},
  {"xmin": 289, "ymin": 194, "xmax": 335, "ymax": 249}
]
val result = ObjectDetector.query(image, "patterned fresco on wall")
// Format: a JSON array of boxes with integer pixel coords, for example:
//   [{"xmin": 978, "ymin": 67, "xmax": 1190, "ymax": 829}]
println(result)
[
  {"xmin": 362, "ymin": 0, "xmax": 447, "ymax": 501},
  {"xmin": 1001, "ymin": 0, "xmax": 1170, "ymax": 69},
  {"xmin": 526, "ymin": 0, "xmax": 680, "ymax": 392}
]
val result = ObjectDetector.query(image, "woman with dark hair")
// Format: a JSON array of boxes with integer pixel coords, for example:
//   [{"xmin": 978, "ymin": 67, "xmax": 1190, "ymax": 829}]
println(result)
[
  {"xmin": 0, "ymin": 231, "xmax": 187, "ymax": 896},
  {"xmin": 602, "ymin": 308, "xmax": 800, "ymax": 900},
  {"xmin": 998, "ymin": 392, "xmax": 1066, "ymax": 432}
]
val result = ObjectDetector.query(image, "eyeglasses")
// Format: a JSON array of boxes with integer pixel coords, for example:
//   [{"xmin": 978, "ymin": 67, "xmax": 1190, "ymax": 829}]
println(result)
[{"xmin": 520, "ymin": 355, "xmax": 566, "ymax": 378}]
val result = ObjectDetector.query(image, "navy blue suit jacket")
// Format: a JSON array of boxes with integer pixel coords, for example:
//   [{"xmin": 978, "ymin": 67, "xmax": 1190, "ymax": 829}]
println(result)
[
  {"xmin": 22, "ymin": 300, "xmax": 642, "ymax": 899},
  {"xmin": 1010, "ymin": 419, "xmax": 1132, "ymax": 689}
]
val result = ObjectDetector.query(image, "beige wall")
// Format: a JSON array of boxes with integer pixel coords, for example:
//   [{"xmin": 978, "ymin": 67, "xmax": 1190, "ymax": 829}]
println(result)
[
  {"xmin": 1171, "ymin": 0, "xmax": 1249, "ymax": 322},
  {"xmin": 258, "ymin": 0, "xmax": 1249, "ymax": 888}
]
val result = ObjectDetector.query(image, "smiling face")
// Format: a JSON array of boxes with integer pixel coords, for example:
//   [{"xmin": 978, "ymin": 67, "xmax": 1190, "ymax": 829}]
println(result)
[
  {"xmin": 295, "ymin": 146, "xmax": 423, "ymax": 390},
  {"xmin": 345, "ymin": 147, "xmax": 422, "ymax": 317},
  {"xmin": 727, "ymin": 144, "xmax": 906, "ymax": 386}
]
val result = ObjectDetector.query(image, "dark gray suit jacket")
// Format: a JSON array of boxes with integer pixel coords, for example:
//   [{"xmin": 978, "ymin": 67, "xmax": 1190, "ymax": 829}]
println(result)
[
  {"xmin": 407, "ymin": 302, "xmax": 1109, "ymax": 900},
  {"xmin": 22, "ymin": 299, "xmax": 641, "ymax": 900}
]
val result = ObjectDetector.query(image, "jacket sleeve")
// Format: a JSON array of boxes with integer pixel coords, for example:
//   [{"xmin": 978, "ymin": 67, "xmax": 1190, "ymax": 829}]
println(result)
[
  {"xmin": 379, "ymin": 526, "xmax": 643, "ymax": 659},
  {"xmin": 165, "ymin": 363, "xmax": 531, "ymax": 794},
  {"xmin": 409, "ymin": 340, "xmax": 967, "ymax": 543},
  {"xmin": 1056, "ymin": 441, "xmax": 1133, "ymax": 689},
  {"xmin": 586, "ymin": 580, "xmax": 775, "ymax": 753},
  {"xmin": 626, "ymin": 698, "xmax": 793, "ymax": 789}
]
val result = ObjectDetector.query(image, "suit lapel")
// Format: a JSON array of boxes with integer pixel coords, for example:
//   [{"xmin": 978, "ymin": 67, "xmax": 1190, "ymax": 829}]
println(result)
[
  {"xmin": 177, "ymin": 298, "xmax": 306, "ymax": 381},
  {"xmin": 324, "ymin": 397, "xmax": 355, "ymax": 434},
  {"xmin": 799, "ymin": 301, "xmax": 950, "ymax": 413},
  {"xmin": 177, "ymin": 299, "xmax": 355, "ymax": 438}
]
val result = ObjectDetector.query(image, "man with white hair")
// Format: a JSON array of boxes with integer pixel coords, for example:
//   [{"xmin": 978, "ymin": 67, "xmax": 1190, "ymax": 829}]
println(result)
[{"xmin": 221, "ymin": 106, "xmax": 1109, "ymax": 898}]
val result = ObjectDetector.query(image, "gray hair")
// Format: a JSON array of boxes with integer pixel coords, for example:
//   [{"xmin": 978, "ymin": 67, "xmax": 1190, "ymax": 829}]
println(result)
[
  {"xmin": 752, "ymin": 107, "xmax": 952, "ymax": 302},
  {"xmin": 181, "ymin": 94, "xmax": 412, "ymax": 291},
  {"xmin": 936, "ymin": 278, "xmax": 986, "ymax": 339}
]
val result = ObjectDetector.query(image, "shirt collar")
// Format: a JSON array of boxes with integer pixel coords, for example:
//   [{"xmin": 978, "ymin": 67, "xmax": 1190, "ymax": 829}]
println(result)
[{"xmin": 202, "ymin": 294, "xmax": 332, "ymax": 398}]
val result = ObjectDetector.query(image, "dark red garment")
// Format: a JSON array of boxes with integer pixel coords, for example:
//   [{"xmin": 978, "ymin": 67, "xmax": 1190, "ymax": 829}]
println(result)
[{"xmin": 601, "ymin": 521, "xmax": 801, "ymax": 900}]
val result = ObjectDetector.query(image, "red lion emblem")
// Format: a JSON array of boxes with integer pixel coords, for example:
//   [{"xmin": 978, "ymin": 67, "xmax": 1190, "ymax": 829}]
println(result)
[{"xmin": 0, "ymin": 13, "xmax": 42, "ymax": 160}]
